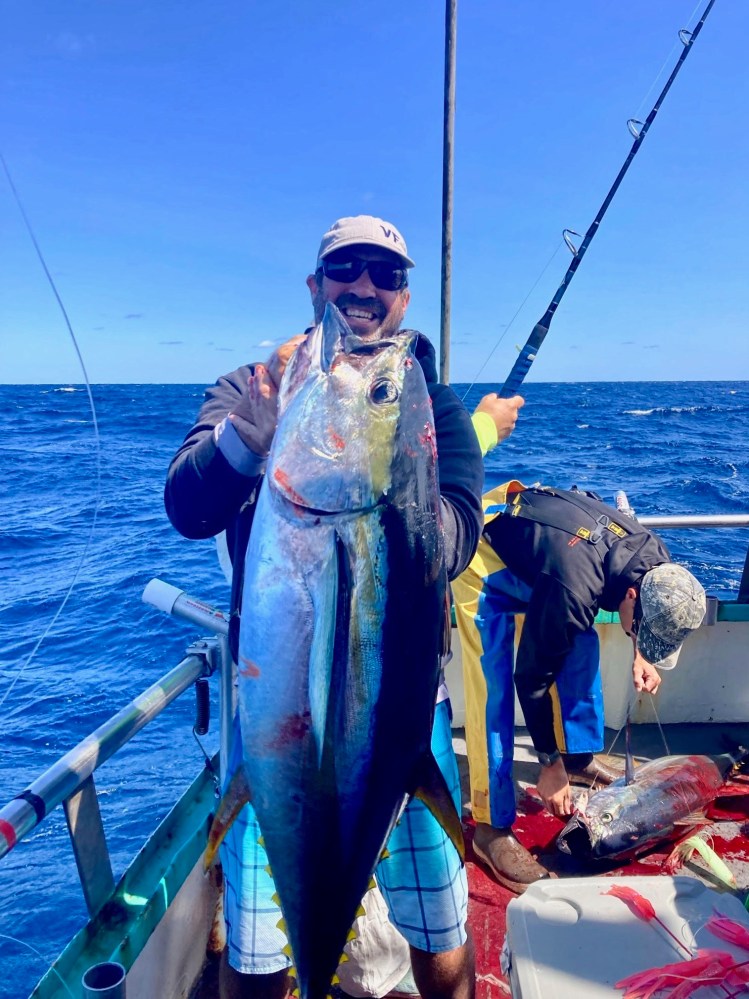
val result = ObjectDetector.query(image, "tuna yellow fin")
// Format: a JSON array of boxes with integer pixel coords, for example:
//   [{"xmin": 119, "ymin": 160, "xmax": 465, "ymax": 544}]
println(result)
[
  {"xmin": 368, "ymin": 876, "xmax": 377, "ymax": 890},
  {"xmin": 258, "ymin": 835, "xmax": 265, "ymax": 847},
  {"xmin": 412, "ymin": 751, "xmax": 465, "ymax": 862},
  {"xmin": 380, "ymin": 848, "xmax": 391, "ymax": 861},
  {"xmin": 354, "ymin": 904, "xmax": 366, "ymax": 919},
  {"xmin": 346, "ymin": 928, "xmax": 357, "ymax": 942},
  {"xmin": 271, "ymin": 892, "xmax": 281, "ymax": 906},
  {"xmin": 204, "ymin": 766, "xmax": 252, "ymax": 870},
  {"xmin": 276, "ymin": 918, "xmax": 287, "ymax": 934},
  {"xmin": 331, "ymin": 975, "xmax": 340, "ymax": 985},
  {"xmin": 282, "ymin": 944, "xmax": 293, "ymax": 958},
  {"xmin": 338, "ymin": 953, "xmax": 350, "ymax": 965}
]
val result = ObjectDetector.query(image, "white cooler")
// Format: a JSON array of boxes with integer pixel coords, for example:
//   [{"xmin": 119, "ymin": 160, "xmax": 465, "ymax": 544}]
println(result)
[{"xmin": 504, "ymin": 875, "xmax": 749, "ymax": 998}]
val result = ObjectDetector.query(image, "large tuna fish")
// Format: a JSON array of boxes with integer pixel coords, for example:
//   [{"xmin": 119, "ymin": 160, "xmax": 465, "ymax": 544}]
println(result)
[
  {"xmin": 208, "ymin": 303, "xmax": 462, "ymax": 999},
  {"xmin": 557, "ymin": 751, "xmax": 744, "ymax": 861}
]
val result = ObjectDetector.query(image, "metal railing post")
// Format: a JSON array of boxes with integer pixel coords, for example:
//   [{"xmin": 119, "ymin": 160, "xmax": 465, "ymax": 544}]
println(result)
[{"xmin": 64, "ymin": 774, "xmax": 116, "ymax": 918}]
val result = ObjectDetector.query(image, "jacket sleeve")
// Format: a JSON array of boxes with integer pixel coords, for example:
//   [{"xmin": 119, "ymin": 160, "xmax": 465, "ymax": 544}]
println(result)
[
  {"xmin": 431, "ymin": 384, "xmax": 484, "ymax": 580},
  {"xmin": 513, "ymin": 572, "xmax": 596, "ymax": 754},
  {"xmin": 164, "ymin": 366, "xmax": 262, "ymax": 540}
]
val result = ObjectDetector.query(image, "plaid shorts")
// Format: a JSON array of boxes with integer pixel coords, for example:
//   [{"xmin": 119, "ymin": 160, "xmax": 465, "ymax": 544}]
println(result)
[{"xmin": 221, "ymin": 699, "xmax": 467, "ymax": 974}]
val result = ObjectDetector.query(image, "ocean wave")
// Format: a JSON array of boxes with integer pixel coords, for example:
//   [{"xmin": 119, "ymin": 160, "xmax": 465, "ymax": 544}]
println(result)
[
  {"xmin": 2, "ymin": 378, "xmax": 748, "ymax": 995},
  {"xmin": 624, "ymin": 402, "xmax": 749, "ymax": 417}
]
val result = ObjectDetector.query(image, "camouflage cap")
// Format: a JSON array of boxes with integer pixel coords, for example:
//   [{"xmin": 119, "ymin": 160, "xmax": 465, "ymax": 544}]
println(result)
[
  {"xmin": 636, "ymin": 563, "xmax": 706, "ymax": 670},
  {"xmin": 316, "ymin": 215, "xmax": 415, "ymax": 268}
]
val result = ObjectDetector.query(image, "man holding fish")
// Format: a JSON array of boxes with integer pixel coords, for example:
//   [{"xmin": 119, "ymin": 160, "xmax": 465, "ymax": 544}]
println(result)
[
  {"xmin": 453, "ymin": 482, "xmax": 706, "ymax": 892},
  {"xmin": 166, "ymin": 216, "xmax": 485, "ymax": 999}
]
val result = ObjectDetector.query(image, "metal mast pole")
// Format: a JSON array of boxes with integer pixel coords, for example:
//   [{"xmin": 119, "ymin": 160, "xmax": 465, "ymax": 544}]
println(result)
[{"xmin": 439, "ymin": 0, "xmax": 457, "ymax": 384}]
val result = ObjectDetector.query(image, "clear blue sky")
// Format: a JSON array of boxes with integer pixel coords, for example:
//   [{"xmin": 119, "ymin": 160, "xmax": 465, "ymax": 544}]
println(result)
[{"xmin": 2, "ymin": 1, "xmax": 747, "ymax": 384}]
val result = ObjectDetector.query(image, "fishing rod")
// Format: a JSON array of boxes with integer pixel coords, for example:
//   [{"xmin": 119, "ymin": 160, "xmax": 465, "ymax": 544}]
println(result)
[{"xmin": 499, "ymin": 0, "xmax": 716, "ymax": 398}]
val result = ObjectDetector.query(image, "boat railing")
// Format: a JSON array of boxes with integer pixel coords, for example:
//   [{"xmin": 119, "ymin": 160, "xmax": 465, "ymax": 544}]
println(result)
[
  {"xmin": 2, "ymin": 507, "xmax": 749, "ymax": 919},
  {"xmin": 636, "ymin": 513, "xmax": 749, "ymax": 605},
  {"xmin": 636, "ymin": 514, "xmax": 749, "ymax": 529},
  {"xmin": 0, "ymin": 580, "xmax": 234, "ymax": 921}
]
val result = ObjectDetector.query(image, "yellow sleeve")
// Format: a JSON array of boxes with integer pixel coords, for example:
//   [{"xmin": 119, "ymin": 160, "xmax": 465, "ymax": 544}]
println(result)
[{"xmin": 471, "ymin": 410, "xmax": 499, "ymax": 457}]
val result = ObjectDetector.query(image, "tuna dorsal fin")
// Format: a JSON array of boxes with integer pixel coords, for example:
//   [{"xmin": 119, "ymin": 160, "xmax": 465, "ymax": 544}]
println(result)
[
  {"xmin": 625, "ymin": 706, "xmax": 635, "ymax": 786},
  {"xmin": 411, "ymin": 752, "xmax": 465, "ymax": 863},
  {"xmin": 204, "ymin": 765, "xmax": 252, "ymax": 869}
]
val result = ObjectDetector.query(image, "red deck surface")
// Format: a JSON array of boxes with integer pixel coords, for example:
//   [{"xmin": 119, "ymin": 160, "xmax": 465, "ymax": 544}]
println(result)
[{"xmin": 464, "ymin": 777, "xmax": 749, "ymax": 998}]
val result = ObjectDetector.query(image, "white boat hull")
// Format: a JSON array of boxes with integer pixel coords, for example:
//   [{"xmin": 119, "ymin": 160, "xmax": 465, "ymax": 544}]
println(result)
[{"xmin": 446, "ymin": 614, "xmax": 749, "ymax": 730}]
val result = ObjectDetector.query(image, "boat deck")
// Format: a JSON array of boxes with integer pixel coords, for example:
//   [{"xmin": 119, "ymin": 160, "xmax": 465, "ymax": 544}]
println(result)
[
  {"xmin": 459, "ymin": 722, "xmax": 749, "ymax": 998},
  {"xmin": 191, "ymin": 722, "xmax": 749, "ymax": 999}
]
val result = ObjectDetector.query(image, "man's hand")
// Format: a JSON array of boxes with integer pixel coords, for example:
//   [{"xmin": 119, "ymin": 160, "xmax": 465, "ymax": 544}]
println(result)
[
  {"xmin": 474, "ymin": 393, "xmax": 525, "ymax": 443},
  {"xmin": 266, "ymin": 334, "xmax": 307, "ymax": 390},
  {"xmin": 228, "ymin": 335, "xmax": 306, "ymax": 456},
  {"xmin": 633, "ymin": 654, "xmax": 661, "ymax": 694},
  {"xmin": 536, "ymin": 758, "xmax": 574, "ymax": 819}
]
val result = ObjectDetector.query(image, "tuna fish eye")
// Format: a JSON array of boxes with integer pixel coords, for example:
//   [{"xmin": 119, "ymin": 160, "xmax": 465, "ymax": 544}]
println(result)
[
  {"xmin": 601, "ymin": 811, "xmax": 614, "ymax": 824},
  {"xmin": 370, "ymin": 379, "xmax": 399, "ymax": 405}
]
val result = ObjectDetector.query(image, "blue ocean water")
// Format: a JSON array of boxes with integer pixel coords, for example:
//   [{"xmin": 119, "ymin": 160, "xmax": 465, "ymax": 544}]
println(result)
[{"xmin": 1, "ymin": 380, "xmax": 748, "ymax": 997}]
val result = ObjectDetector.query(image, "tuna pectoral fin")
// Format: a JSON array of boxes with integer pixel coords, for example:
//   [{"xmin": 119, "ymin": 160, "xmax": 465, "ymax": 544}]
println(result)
[
  {"xmin": 673, "ymin": 810, "xmax": 708, "ymax": 826},
  {"xmin": 412, "ymin": 753, "xmax": 465, "ymax": 863},
  {"xmin": 204, "ymin": 766, "xmax": 252, "ymax": 870}
]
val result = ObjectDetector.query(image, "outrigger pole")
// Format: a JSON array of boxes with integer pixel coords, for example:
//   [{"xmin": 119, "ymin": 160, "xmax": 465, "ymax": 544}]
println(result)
[
  {"xmin": 439, "ymin": 0, "xmax": 458, "ymax": 384},
  {"xmin": 499, "ymin": 0, "xmax": 716, "ymax": 397}
]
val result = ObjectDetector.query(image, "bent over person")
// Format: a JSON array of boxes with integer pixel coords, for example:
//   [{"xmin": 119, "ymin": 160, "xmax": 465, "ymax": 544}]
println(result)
[
  {"xmin": 452, "ymin": 481, "xmax": 706, "ymax": 893},
  {"xmin": 165, "ymin": 215, "xmax": 484, "ymax": 999}
]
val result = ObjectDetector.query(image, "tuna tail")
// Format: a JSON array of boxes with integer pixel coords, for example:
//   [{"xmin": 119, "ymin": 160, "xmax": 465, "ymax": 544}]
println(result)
[
  {"xmin": 714, "ymin": 745, "xmax": 749, "ymax": 780},
  {"xmin": 411, "ymin": 751, "xmax": 465, "ymax": 862},
  {"xmin": 204, "ymin": 765, "xmax": 252, "ymax": 870}
]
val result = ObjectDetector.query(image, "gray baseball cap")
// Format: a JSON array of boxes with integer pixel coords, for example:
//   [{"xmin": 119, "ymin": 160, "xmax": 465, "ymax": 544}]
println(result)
[
  {"xmin": 316, "ymin": 215, "xmax": 415, "ymax": 268},
  {"xmin": 636, "ymin": 563, "xmax": 706, "ymax": 670}
]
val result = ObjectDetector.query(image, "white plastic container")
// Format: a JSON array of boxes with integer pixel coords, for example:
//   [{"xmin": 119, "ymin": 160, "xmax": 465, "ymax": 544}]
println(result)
[{"xmin": 504, "ymin": 875, "xmax": 749, "ymax": 998}]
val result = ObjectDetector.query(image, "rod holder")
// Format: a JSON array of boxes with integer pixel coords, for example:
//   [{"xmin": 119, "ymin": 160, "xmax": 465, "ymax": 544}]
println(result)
[
  {"xmin": 82, "ymin": 961, "xmax": 126, "ymax": 998},
  {"xmin": 703, "ymin": 595, "xmax": 719, "ymax": 626}
]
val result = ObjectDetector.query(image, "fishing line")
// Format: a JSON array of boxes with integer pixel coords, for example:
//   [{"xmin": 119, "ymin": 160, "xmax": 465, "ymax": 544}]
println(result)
[
  {"xmin": 0, "ymin": 933, "xmax": 77, "ymax": 998},
  {"xmin": 632, "ymin": 0, "xmax": 705, "ymax": 123},
  {"xmin": 605, "ymin": 688, "xmax": 672, "ymax": 759},
  {"xmin": 605, "ymin": 688, "xmax": 638, "ymax": 758},
  {"xmin": 649, "ymin": 691, "xmax": 672, "ymax": 757},
  {"xmin": 0, "ymin": 152, "xmax": 102, "ymax": 712},
  {"xmin": 459, "ymin": 238, "xmax": 564, "ymax": 402}
]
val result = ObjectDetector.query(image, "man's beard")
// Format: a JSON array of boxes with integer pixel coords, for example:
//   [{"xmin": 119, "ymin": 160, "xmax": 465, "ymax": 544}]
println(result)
[{"xmin": 312, "ymin": 290, "xmax": 405, "ymax": 340}]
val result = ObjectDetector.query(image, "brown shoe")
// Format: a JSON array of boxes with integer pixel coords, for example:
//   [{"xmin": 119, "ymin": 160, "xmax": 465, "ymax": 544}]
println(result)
[
  {"xmin": 472, "ymin": 824, "xmax": 551, "ymax": 894},
  {"xmin": 564, "ymin": 753, "xmax": 626, "ymax": 787}
]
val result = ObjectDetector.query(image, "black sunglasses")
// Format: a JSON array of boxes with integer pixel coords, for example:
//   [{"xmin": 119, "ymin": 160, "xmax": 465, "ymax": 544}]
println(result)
[{"xmin": 319, "ymin": 254, "xmax": 408, "ymax": 292}]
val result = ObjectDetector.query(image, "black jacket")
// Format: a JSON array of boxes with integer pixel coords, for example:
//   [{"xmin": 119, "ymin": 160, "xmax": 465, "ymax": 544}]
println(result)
[
  {"xmin": 484, "ymin": 485, "xmax": 671, "ymax": 754},
  {"xmin": 165, "ymin": 330, "xmax": 484, "ymax": 631}
]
